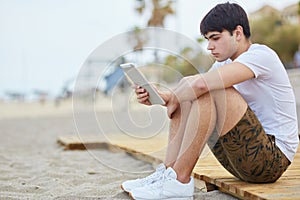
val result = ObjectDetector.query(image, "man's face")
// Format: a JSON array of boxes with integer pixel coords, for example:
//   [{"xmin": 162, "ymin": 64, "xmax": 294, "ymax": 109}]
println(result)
[{"xmin": 205, "ymin": 30, "xmax": 238, "ymax": 62}]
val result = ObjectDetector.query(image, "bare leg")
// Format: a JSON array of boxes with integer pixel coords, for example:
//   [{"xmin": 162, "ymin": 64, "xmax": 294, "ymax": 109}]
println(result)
[
  {"xmin": 172, "ymin": 88, "xmax": 248, "ymax": 183},
  {"xmin": 164, "ymin": 101, "xmax": 192, "ymax": 167}
]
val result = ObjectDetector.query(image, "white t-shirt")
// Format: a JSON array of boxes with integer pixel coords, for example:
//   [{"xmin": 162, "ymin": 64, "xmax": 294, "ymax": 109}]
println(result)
[
  {"xmin": 295, "ymin": 51, "xmax": 300, "ymax": 68},
  {"xmin": 211, "ymin": 44, "xmax": 299, "ymax": 162}
]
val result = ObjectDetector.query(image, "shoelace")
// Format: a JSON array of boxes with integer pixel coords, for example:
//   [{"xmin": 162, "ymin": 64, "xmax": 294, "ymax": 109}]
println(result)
[
  {"xmin": 140, "ymin": 170, "xmax": 162, "ymax": 185},
  {"xmin": 148, "ymin": 172, "xmax": 173, "ymax": 189}
]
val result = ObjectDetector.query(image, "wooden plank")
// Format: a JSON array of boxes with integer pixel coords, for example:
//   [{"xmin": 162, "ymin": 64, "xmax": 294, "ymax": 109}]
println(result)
[
  {"xmin": 57, "ymin": 135, "xmax": 110, "ymax": 150},
  {"xmin": 57, "ymin": 134, "xmax": 300, "ymax": 200}
]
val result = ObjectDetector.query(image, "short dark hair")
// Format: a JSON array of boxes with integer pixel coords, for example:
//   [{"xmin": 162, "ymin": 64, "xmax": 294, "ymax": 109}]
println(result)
[{"xmin": 200, "ymin": 2, "xmax": 251, "ymax": 38}]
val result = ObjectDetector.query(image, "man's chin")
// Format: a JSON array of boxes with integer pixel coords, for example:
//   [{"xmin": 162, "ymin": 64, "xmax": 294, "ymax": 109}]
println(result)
[{"xmin": 215, "ymin": 57, "xmax": 227, "ymax": 62}]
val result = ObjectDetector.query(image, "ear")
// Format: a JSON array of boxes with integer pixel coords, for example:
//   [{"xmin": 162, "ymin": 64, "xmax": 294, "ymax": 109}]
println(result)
[{"xmin": 234, "ymin": 25, "xmax": 244, "ymax": 41}]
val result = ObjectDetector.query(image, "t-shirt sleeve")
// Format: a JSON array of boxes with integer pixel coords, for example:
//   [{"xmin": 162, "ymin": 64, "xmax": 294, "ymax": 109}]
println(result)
[
  {"xmin": 209, "ymin": 62, "xmax": 219, "ymax": 71},
  {"xmin": 209, "ymin": 59, "xmax": 232, "ymax": 72},
  {"xmin": 234, "ymin": 45, "xmax": 274, "ymax": 79}
]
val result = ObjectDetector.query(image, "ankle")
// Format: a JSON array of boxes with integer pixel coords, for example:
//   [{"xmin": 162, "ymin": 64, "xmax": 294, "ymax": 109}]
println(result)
[
  {"xmin": 177, "ymin": 175, "xmax": 191, "ymax": 184},
  {"xmin": 164, "ymin": 161, "xmax": 175, "ymax": 168},
  {"xmin": 172, "ymin": 166, "xmax": 192, "ymax": 184}
]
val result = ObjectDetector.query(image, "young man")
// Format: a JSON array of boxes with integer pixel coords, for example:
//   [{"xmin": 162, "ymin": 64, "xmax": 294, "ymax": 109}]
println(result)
[{"xmin": 121, "ymin": 2, "xmax": 299, "ymax": 199}]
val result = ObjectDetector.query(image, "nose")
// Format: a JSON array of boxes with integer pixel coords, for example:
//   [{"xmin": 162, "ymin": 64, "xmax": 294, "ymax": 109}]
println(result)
[{"xmin": 207, "ymin": 41, "xmax": 214, "ymax": 51}]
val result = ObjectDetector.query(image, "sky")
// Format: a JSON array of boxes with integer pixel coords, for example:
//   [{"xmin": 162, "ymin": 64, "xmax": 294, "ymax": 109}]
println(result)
[{"xmin": 0, "ymin": 0, "xmax": 298, "ymax": 99}]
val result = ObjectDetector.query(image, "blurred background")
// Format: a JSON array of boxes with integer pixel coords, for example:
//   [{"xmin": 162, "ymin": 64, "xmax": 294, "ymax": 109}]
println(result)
[
  {"xmin": 1, "ymin": 2, "xmax": 299, "ymax": 199},
  {"xmin": 0, "ymin": 0, "xmax": 299, "ymax": 117}
]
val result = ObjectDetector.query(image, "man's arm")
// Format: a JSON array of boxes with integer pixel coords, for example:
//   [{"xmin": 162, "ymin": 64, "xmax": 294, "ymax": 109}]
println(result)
[
  {"xmin": 166, "ymin": 62, "xmax": 254, "ymax": 118},
  {"xmin": 203, "ymin": 62, "xmax": 255, "ymax": 91}
]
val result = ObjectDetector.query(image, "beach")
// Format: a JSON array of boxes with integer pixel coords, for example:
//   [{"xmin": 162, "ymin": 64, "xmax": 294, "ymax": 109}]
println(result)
[
  {"xmin": 0, "ymin": 99, "xmax": 238, "ymax": 199},
  {"xmin": 1, "ymin": 72, "xmax": 299, "ymax": 199}
]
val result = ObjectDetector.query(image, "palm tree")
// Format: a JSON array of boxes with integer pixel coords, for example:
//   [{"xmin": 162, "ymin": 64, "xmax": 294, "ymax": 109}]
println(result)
[
  {"xmin": 135, "ymin": 0, "xmax": 175, "ymax": 27},
  {"xmin": 132, "ymin": 0, "xmax": 175, "ymax": 61},
  {"xmin": 128, "ymin": 27, "xmax": 148, "ymax": 51}
]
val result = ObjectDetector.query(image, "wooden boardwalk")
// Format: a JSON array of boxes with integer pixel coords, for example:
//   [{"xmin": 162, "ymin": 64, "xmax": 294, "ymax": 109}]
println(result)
[{"xmin": 57, "ymin": 133, "xmax": 300, "ymax": 200}]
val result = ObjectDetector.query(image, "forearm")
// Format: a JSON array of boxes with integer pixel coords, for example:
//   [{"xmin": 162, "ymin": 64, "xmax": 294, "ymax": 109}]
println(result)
[
  {"xmin": 166, "ymin": 74, "xmax": 208, "ymax": 118},
  {"xmin": 158, "ymin": 90, "xmax": 172, "ymax": 106},
  {"xmin": 173, "ymin": 74, "xmax": 209, "ymax": 103}
]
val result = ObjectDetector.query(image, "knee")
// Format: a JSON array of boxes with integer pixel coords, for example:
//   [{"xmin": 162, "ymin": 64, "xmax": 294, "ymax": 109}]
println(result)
[
  {"xmin": 210, "ymin": 87, "xmax": 237, "ymax": 96},
  {"xmin": 191, "ymin": 92, "xmax": 215, "ymax": 111},
  {"xmin": 211, "ymin": 87, "xmax": 247, "ymax": 105}
]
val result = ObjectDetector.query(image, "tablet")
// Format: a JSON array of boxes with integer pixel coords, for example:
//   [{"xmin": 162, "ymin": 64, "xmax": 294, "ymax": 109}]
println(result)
[{"xmin": 120, "ymin": 63, "xmax": 165, "ymax": 105}]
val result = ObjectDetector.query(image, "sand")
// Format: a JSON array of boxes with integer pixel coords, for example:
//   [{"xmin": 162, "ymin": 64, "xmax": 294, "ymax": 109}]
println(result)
[
  {"xmin": 0, "ymin": 67, "xmax": 298, "ymax": 200},
  {"xmin": 0, "ymin": 99, "xmax": 237, "ymax": 200}
]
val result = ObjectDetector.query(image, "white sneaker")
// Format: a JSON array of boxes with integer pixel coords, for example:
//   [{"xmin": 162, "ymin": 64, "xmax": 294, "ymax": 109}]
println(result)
[
  {"xmin": 129, "ymin": 167, "xmax": 194, "ymax": 200},
  {"xmin": 121, "ymin": 163, "xmax": 166, "ymax": 193}
]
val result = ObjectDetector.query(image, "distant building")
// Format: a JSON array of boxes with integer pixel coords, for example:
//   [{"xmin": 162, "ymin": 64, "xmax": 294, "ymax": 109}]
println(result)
[
  {"xmin": 281, "ymin": 4, "xmax": 299, "ymax": 25},
  {"xmin": 249, "ymin": 5, "xmax": 280, "ymax": 20},
  {"xmin": 249, "ymin": 3, "xmax": 299, "ymax": 25}
]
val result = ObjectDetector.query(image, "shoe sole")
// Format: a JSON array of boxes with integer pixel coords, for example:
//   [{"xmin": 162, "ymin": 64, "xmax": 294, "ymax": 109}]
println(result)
[
  {"xmin": 120, "ymin": 185, "xmax": 129, "ymax": 193},
  {"xmin": 129, "ymin": 192, "xmax": 193, "ymax": 200}
]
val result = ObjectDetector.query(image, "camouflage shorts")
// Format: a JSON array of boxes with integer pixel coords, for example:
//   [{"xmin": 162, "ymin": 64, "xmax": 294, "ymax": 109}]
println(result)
[{"xmin": 208, "ymin": 106, "xmax": 291, "ymax": 183}]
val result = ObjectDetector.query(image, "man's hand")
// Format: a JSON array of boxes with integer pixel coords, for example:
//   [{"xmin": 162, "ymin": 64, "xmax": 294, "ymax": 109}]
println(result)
[
  {"xmin": 166, "ymin": 75, "xmax": 206, "ymax": 118},
  {"xmin": 135, "ymin": 85, "xmax": 152, "ymax": 106},
  {"xmin": 134, "ymin": 85, "xmax": 171, "ymax": 106},
  {"xmin": 134, "ymin": 74, "xmax": 206, "ymax": 119},
  {"xmin": 166, "ymin": 93, "xmax": 180, "ymax": 119}
]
